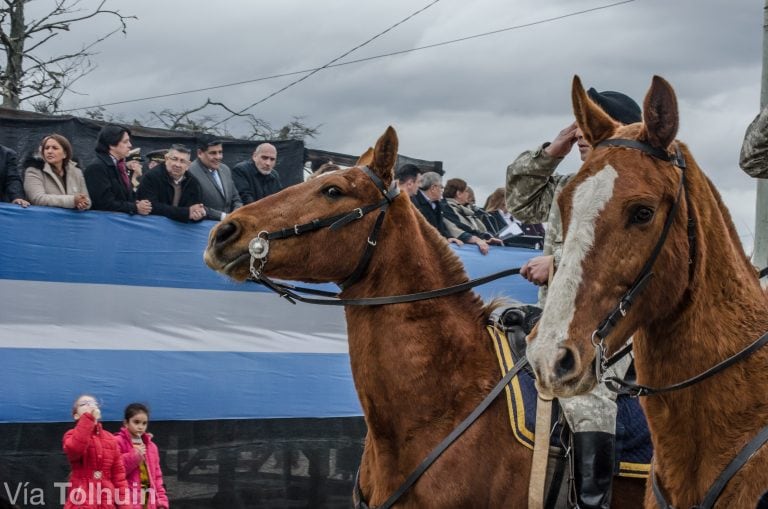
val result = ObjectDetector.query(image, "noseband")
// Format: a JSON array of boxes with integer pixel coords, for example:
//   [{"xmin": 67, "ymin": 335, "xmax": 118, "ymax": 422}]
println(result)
[{"xmin": 247, "ymin": 166, "xmax": 399, "ymax": 291}]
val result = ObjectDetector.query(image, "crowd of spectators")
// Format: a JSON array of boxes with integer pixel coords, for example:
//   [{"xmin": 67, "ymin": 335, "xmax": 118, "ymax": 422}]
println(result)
[
  {"xmin": 0, "ymin": 123, "xmax": 540, "ymax": 255},
  {"xmin": 0, "ymin": 125, "xmax": 286, "ymax": 223}
]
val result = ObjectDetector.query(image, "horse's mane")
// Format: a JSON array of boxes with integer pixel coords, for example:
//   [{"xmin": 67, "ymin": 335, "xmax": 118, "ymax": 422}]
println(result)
[
  {"xmin": 681, "ymin": 141, "xmax": 758, "ymax": 278},
  {"xmin": 396, "ymin": 194, "xmax": 490, "ymax": 324}
]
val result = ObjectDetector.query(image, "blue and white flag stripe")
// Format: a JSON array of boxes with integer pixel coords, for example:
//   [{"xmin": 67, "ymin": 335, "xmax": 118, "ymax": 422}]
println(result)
[{"xmin": 0, "ymin": 204, "xmax": 538, "ymax": 423}]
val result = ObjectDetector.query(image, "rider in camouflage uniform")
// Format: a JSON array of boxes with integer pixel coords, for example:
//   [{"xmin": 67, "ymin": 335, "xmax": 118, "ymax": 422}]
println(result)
[
  {"xmin": 740, "ymin": 105, "xmax": 768, "ymax": 178},
  {"xmin": 505, "ymin": 88, "xmax": 641, "ymax": 509}
]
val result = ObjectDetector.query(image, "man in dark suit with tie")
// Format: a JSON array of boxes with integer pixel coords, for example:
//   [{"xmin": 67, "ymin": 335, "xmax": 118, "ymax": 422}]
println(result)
[
  {"xmin": 410, "ymin": 171, "xmax": 461, "ymax": 245},
  {"xmin": 84, "ymin": 125, "xmax": 152, "ymax": 215},
  {"xmin": 187, "ymin": 137, "xmax": 242, "ymax": 220}
]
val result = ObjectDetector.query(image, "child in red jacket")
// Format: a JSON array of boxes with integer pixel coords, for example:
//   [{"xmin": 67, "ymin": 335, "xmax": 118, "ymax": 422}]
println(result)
[
  {"xmin": 63, "ymin": 394, "xmax": 129, "ymax": 509},
  {"xmin": 114, "ymin": 403, "xmax": 169, "ymax": 509}
]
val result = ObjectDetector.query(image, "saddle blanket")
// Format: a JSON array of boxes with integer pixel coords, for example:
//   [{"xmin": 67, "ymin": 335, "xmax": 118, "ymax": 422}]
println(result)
[{"xmin": 487, "ymin": 326, "xmax": 652, "ymax": 478}]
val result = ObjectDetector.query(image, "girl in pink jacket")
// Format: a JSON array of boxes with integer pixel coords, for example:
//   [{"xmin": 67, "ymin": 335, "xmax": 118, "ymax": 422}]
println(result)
[{"xmin": 114, "ymin": 403, "xmax": 169, "ymax": 509}]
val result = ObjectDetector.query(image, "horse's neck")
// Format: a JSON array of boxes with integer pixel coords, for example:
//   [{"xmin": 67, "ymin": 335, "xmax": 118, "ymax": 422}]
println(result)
[
  {"xmin": 633, "ymin": 168, "xmax": 768, "ymax": 489},
  {"xmin": 342, "ymin": 206, "xmax": 496, "ymax": 454}
]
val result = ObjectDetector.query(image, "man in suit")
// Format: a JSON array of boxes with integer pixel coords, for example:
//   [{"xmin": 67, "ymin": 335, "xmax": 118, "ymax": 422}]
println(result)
[
  {"xmin": 0, "ymin": 144, "xmax": 28, "ymax": 207},
  {"xmin": 410, "ymin": 171, "xmax": 461, "ymax": 245},
  {"xmin": 136, "ymin": 144, "xmax": 206, "ymax": 223},
  {"xmin": 232, "ymin": 142, "xmax": 283, "ymax": 205},
  {"xmin": 188, "ymin": 137, "xmax": 242, "ymax": 220},
  {"xmin": 84, "ymin": 125, "xmax": 152, "ymax": 215}
]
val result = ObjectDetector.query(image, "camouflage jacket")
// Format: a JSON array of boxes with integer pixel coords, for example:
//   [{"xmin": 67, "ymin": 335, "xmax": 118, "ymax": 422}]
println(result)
[
  {"xmin": 505, "ymin": 143, "xmax": 574, "ymax": 305},
  {"xmin": 740, "ymin": 105, "xmax": 768, "ymax": 178}
]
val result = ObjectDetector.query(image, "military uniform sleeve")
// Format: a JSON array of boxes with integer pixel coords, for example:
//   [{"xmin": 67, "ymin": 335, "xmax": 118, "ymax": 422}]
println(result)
[
  {"xmin": 505, "ymin": 143, "xmax": 569, "ymax": 223},
  {"xmin": 740, "ymin": 106, "xmax": 768, "ymax": 178}
]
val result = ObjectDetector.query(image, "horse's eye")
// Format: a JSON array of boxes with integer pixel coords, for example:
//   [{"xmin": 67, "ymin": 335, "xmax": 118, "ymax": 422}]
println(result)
[
  {"xmin": 630, "ymin": 206, "xmax": 654, "ymax": 225},
  {"xmin": 322, "ymin": 186, "xmax": 343, "ymax": 199}
]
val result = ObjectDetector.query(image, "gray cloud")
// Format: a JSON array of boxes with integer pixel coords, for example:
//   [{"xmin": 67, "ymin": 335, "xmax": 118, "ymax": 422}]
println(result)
[{"xmin": 33, "ymin": 0, "xmax": 764, "ymax": 248}]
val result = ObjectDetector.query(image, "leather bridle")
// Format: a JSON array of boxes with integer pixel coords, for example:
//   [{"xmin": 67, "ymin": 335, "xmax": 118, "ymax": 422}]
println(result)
[
  {"xmin": 590, "ymin": 138, "xmax": 695, "ymax": 382},
  {"xmin": 244, "ymin": 165, "xmax": 522, "ymax": 306},
  {"xmin": 246, "ymin": 166, "xmax": 399, "ymax": 291},
  {"xmin": 584, "ymin": 138, "xmax": 768, "ymax": 509}
]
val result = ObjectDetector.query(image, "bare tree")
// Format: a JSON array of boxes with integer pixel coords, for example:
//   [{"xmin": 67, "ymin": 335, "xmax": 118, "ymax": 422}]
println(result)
[
  {"xmin": 149, "ymin": 99, "xmax": 321, "ymax": 141},
  {"xmin": 0, "ymin": 0, "xmax": 135, "ymax": 111}
]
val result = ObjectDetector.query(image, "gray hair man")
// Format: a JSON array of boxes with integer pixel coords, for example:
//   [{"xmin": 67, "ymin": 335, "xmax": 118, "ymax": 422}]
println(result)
[{"xmin": 232, "ymin": 143, "xmax": 283, "ymax": 205}]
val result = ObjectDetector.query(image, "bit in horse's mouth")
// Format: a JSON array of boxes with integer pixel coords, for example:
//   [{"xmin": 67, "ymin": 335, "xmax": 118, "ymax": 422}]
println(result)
[
  {"xmin": 205, "ymin": 249, "xmax": 250, "ymax": 277},
  {"xmin": 221, "ymin": 251, "xmax": 251, "ymax": 276}
]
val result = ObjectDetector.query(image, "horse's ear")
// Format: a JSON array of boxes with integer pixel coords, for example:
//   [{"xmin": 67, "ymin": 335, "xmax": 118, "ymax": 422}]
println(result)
[
  {"xmin": 356, "ymin": 147, "xmax": 374, "ymax": 167},
  {"xmin": 640, "ymin": 75, "xmax": 678, "ymax": 150},
  {"xmin": 371, "ymin": 126, "xmax": 398, "ymax": 184},
  {"xmin": 572, "ymin": 75, "xmax": 617, "ymax": 146}
]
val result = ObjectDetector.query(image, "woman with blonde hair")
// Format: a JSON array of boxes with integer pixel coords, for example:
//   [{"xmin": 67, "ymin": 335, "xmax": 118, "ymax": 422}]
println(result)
[{"xmin": 24, "ymin": 134, "xmax": 90, "ymax": 210}]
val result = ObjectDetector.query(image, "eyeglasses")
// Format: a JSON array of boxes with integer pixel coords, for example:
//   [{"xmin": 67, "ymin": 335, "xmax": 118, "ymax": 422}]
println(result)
[
  {"xmin": 77, "ymin": 400, "xmax": 99, "ymax": 408},
  {"xmin": 431, "ymin": 184, "xmax": 444, "ymax": 189}
]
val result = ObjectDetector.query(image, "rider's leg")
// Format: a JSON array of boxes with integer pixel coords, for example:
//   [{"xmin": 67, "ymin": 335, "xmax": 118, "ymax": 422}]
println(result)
[{"xmin": 559, "ymin": 355, "xmax": 631, "ymax": 509}]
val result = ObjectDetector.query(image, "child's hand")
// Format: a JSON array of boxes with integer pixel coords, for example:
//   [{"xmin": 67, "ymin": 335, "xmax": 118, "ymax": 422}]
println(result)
[{"xmin": 133, "ymin": 443, "xmax": 146, "ymax": 458}]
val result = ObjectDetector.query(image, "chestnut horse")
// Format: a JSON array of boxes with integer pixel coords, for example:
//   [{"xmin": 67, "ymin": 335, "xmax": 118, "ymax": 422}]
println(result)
[
  {"xmin": 527, "ymin": 75, "xmax": 768, "ymax": 508},
  {"xmin": 203, "ymin": 127, "xmax": 644, "ymax": 507}
]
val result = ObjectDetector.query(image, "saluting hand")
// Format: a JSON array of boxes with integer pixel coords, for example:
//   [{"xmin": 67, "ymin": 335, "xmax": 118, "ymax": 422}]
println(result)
[{"xmin": 544, "ymin": 122, "xmax": 578, "ymax": 158}]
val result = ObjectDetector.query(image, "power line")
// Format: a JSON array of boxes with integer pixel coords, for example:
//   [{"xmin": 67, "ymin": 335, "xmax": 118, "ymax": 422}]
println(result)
[
  {"xmin": 60, "ymin": 0, "xmax": 635, "ymax": 114},
  {"xmin": 211, "ymin": 0, "xmax": 443, "ymax": 128}
]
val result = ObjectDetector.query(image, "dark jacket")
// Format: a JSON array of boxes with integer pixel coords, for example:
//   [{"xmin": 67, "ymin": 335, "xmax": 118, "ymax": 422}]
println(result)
[
  {"xmin": 84, "ymin": 152, "xmax": 137, "ymax": 214},
  {"xmin": 411, "ymin": 191, "xmax": 452, "ymax": 238},
  {"xmin": 0, "ymin": 144, "xmax": 24, "ymax": 202},
  {"xmin": 232, "ymin": 159, "xmax": 283, "ymax": 205},
  {"xmin": 136, "ymin": 164, "xmax": 204, "ymax": 223}
]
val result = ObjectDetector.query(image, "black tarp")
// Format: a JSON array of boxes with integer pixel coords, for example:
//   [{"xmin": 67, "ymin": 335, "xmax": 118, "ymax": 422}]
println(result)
[
  {"xmin": 0, "ymin": 108, "xmax": 306, "ymax": 187},
  {"xmin": 0, "ymin": 418, "xmax": 365, "ymax": 508},
  {"xmin": 305, "ymin": 148, "xmax": 443, "ymax": 175}
]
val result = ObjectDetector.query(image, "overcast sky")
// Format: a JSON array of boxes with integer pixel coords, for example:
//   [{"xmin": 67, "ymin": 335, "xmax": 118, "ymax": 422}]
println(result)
[{"xmin": 26, "ymin": 0, "xmax": 764, "ymax": 250}]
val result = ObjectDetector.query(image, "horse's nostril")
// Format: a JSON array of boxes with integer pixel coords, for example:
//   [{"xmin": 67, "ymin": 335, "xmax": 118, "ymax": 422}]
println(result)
[
  {"xmin": 554, "ymin": 346, "xmax": 577, "ymax": 379},
  {"xmin": 214, "ymin": 221, "xmax": 239, "ymax": 245}
]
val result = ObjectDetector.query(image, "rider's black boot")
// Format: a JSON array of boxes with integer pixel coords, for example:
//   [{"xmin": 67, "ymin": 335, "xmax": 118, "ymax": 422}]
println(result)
[{"xmin": 572, "ymin": 431, "xmax": 615, "ymax": 509}]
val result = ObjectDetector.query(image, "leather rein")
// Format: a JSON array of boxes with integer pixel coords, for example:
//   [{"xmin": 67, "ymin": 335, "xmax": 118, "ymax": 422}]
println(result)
[
  {"xmin": 241, "ymin": 165, "xmax": 531, "ymax": 508},
  {"xmin": 245, "ymin": 165, "xmax": 521, "ymax": 306},
  {"xmin": 586, "ymin": 138, "xmax": 768, "ymax": 509}
]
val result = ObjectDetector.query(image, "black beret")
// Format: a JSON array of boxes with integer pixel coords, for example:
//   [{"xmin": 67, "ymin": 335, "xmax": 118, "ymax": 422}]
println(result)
[{"xmin": 587, "ymin": 88, "xmax": 642, "ymax": 125}]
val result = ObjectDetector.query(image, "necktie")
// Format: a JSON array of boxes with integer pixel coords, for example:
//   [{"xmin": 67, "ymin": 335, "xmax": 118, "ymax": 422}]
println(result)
[
  {"xmin": 211, "ymin": 169, "xmax": 224, "ymax": 194},
  {"xmin": 117, "ymin": 160, "xmax": 131, "ymax": 190}
]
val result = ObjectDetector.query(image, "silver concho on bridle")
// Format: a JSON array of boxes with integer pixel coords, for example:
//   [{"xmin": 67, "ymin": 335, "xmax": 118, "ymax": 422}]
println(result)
[{"xmin": 248, "ymin": 231, "xmax": 270, "ymax": 279}]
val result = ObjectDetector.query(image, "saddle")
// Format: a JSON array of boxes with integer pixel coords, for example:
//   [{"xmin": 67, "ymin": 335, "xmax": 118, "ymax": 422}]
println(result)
[{"xmin": 489, "ymin": 306, "xmax": 653, "ymax": 506}]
